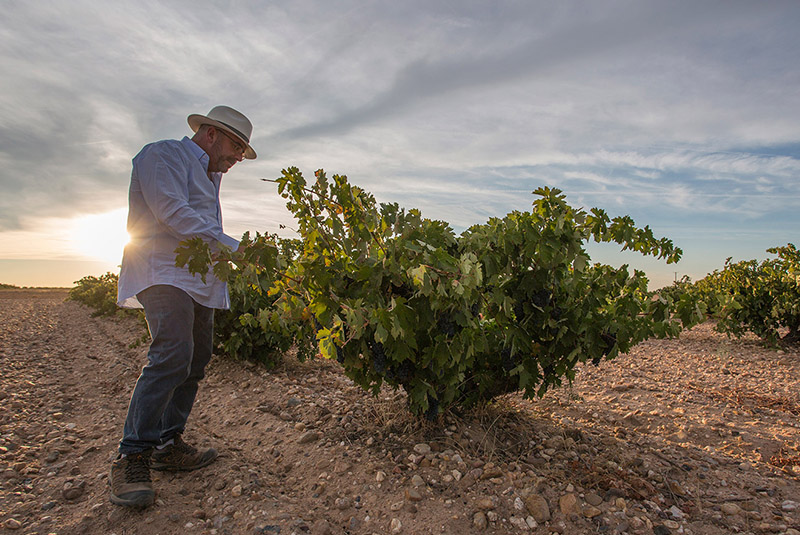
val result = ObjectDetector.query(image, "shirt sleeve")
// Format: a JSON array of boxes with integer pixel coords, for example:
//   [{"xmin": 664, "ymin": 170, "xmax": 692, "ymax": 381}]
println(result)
[{"xmin": 135, "ymin": 145, "xmax": 239, "ymax": 250}]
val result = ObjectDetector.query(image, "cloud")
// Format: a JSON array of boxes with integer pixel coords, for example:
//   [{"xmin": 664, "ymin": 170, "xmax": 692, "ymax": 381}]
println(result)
[{"xmin": 1, "ymin": 0, "xmax": 799, "ymax": 292}]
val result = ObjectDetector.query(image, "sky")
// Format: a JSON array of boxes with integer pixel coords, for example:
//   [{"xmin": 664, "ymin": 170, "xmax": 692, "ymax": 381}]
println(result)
[{"xmin": 1, "ymin": 0, "xmax": 799, "ymax": 289}]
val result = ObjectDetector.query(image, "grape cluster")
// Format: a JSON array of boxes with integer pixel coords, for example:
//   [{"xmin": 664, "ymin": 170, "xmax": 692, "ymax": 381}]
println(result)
[
  {"xmin": 500, "ymin": 347, "xmax": 516, "ymax": 372},
  {"xmin": 592, "ymin": 331, "xmax": 617, "ymax": 364},
  {"xmin": 367, "ymin": 340, "xmax": 415, "ymax": 384},
  {"xmin": 424, "ymin": 396, "xmax": 440, "ymax": 421},
  {"xmin": 470, "ymin": 302, "xmax": 481, "ymax": 317},
  {"xmin": 532, "ymin": 289, "xmax": 551, "ymax": 308},
  {"xmin": 513, "ymin": 300, "xmax": 525, "ymax": 320},
  {"xmin": 436, "ymin": 314, "xmax": 457, "ymax": 337},
  {"xmin": 368, "ymin": 340, "xmax": 387, "ymax": 374},
  {"xmin": 389, "ymin": 360, "xmax": 416, "ymax": 384},
  {"xmin": 514, "ymin": 288, "xmax": 554, "ymax": 321},
  {"xmin": 390, "ymin": 282, "xmax": 414, "ymax": 299}
]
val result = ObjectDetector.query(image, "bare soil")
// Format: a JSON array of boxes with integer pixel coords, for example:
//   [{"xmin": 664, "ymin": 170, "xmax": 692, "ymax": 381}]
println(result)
[{"xmin": 1, "ymin": 288, "xmax": 799, "ymax": 535}]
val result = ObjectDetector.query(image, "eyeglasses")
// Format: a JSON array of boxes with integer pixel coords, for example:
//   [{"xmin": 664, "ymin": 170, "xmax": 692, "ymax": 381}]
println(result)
[{"xmin": 216, "ymin": 128, "xmax": 246, "ymax": 156}]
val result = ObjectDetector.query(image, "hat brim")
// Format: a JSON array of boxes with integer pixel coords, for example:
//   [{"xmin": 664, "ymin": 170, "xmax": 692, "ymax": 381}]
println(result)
[{"xmin": 188, "ymin": 114, "xmax": 257, "ymax": 160}]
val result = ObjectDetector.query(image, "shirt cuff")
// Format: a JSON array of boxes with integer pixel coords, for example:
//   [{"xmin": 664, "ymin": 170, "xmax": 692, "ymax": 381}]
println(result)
[{"xmin": 217, "ymin": 233, "xmax": 240, "ymax": 251}]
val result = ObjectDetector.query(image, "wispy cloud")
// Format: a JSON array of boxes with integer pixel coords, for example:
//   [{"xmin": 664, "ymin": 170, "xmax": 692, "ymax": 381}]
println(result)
[{"xmin": 1, "ymin": 0, "xmax": 799, "ymax": 287}]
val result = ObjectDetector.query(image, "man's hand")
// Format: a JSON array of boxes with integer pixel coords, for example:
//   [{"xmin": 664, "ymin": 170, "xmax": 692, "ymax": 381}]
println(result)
[{"xmin": 211, "ymin": 243, "xmax": 246, "ymax": 263}]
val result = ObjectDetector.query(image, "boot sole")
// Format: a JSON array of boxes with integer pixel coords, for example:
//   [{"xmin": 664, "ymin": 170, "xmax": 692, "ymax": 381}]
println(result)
[
  {"xmin": 151, "ymin": 451, "xmax": 218, "ymax": 472},
  {"xmin": 110, "ymin": 490, "xmax": 155, "ymax": 509}
]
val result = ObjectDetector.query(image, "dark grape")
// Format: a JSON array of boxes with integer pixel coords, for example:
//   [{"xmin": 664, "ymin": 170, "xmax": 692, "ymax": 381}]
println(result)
[
  {"xmin": 335, "ymin": 345, "xmax": 345, "ymax": 364},
  {"xmin": 391, "ymin": 283, "xmax": 414, "ymax": 299},
  {"xmin": 425, "ymin": 396, "xmax": 440, "ymax": 421},
  {"xmin": 470, "ymin": 302, "xmax": 481, "ymax": 317},
  {"xmin": 513, "ymin": 300, "xmax": 525, "ymax": 320},
  {"xmin": 599, "ymin": 332, "xmax": 617, "ymax": 358},
  {"xmin": 532, "ymin": 289, "xmax": 551, "ymax": 308},
  {"xmin": 393, "ymin": 360, "xmax": 415, "ymax": 383},
  {"xmin": 369, "ymin": 341, "xmax": 387, "ymax": 374},
  {"xmin": 436, "ymin": 314, "xmax": 457, "ymax": 336}
]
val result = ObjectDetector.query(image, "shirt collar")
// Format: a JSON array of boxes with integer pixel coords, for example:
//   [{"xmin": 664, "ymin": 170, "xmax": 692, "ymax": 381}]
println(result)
[{"xmin": 181, "ymin": 136, "xmax": 210, "ymax": 171}]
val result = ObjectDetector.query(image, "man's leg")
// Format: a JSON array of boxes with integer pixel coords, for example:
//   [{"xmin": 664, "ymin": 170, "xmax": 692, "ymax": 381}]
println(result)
[
  {"xmin": 158, "ymin": 299, "xmax": 214, "ymax": 441},
  {"xmin": 150, "ymin": 294, "xmax": 219, "ymax": 471},
  {"xmin": 112, "ymin": 285, "xmax": 197, "ymax": 507},
  {"xmin": 119, "ymin": 285, "xmax": 197, "ymax": 454}
]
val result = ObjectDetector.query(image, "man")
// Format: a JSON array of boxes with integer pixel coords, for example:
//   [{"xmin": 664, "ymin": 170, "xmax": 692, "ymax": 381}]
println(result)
[{"xmin": 111, "ymin": 106, "xmax": 256, "ymax": 508}]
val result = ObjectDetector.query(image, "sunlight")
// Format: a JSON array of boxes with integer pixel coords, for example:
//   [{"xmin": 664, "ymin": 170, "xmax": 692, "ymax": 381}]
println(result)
[{"xmin": 69, "ymin": 208, "xmax": 130, "ymax": 264}]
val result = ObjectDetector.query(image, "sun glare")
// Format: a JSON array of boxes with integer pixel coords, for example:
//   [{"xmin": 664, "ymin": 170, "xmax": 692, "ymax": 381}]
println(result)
[{"xmin": 70, "ymin": 208, "xmax": 130, "ymax": 265}]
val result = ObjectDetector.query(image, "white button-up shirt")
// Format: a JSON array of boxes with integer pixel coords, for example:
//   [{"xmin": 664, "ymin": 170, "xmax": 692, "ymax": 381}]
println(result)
[{"xmin": 117, "ymin": 136, "xmax": 240, "ymax": 309}]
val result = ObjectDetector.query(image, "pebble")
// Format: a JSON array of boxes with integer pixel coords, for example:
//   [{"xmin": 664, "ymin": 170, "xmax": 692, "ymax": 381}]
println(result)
[
  {"xmin": 410, "ymin": 474, "xmax": 425, "ymax": 487},
  {"xmin": 312, "ymin": 519, "xmax": 333, "ymax": 535},
  {"xmin": 405, "ymin": 488, "xmax": 423, "ymax": 502},
  {"xmin": 231, "ymin": 484, "xmax": 243, "ymax": 497},
  {"xmin": 585, "ymin": 492, "xmax": 603, "ymax": 506},
  {"xmin": 583, "ymin": 505, "xmax": 602, "ymax": 518},
  {"xmin": 668, "ymin": 505, "xmax": 685, "ymax": 519},
  {"xmin": 509, "ymin": 516, "xmax": 529, "ymax": 530},
  {"xmin": 62, "ymin": 479, "xmax": 86, "ymax": 500},
  {"xmin": 559, "ymin": 493, "xmax": 579, "ymax": 515},
  {"xmin": 653, "ymin": 525, "xmax": 671, "ymax": 535},
  {"xmin": 524, "ymin": 493, "xmax": 550, "ymax": 522},
  {"xmin": 298, "ymin": 431, "xmax": 321, "ymax": 444},
  {"xmin": 4, "ymin": 518, "xmax": 22, "ymax": 530},
  {"xmin": 480, "ymin": 466, "xmax": 504, "ymax": 480},
  {"xmin": 413, "ymin": 443, "xmax": 431, "ymax": 455},
  {"xmin": 721, "ymin": 503, "xmax": 741, "ymax": 516},
  {"xmin": 667, "ymin": 480, "xmax": 688, "ymax": 496},
  {"xmin": 473, "ymin": 511, "xmax": 488, "ymax": 530},
  {"xmin": 390, "ymin": 518, "xmax": 402, "ymax": 533},
  {"xmin": 475, "ymin": 496, "xmax": 496, "ymax": 510}
]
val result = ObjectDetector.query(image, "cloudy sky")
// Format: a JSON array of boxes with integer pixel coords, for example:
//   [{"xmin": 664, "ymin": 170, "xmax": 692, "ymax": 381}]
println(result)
[{"xmin": 1, "ymin": 0, "xmax": 798, "ymax": 288}]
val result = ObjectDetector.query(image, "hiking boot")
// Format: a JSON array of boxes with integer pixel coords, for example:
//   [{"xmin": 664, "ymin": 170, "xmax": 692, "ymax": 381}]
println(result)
[
  {"xmin": 109, "ymin": 451, "xmax": 154, "ymax": 508},
  {"xmin": 151, "ymin": 434, "xmax": 218, "ymax": 471}
]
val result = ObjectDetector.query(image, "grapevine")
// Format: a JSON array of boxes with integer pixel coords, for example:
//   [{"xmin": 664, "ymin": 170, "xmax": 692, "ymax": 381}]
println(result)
[
  {"xmin": 674, "ymin": 244, "xmax": 800, "ymax": 346},
  {"xmin": 178, "ymin": 167, "xmax": 704, "ymax": 417}
]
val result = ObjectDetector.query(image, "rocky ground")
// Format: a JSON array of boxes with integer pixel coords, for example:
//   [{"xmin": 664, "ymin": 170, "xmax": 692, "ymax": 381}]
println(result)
[{"xmin": 1, "ymin": 288, "xmax": 799, "ymax": 535}]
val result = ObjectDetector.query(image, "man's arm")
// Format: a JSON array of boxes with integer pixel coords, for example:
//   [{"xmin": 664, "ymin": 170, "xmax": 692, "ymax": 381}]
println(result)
[{"xmin": 135, "ymin": 144, "xmax": 239, "ymax": 251}]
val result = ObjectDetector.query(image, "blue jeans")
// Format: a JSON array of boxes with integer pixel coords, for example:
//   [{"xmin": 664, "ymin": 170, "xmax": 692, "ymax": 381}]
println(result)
[{"xmin": 119, "ymin": 285, "xmax": 215, "ymax": 454}]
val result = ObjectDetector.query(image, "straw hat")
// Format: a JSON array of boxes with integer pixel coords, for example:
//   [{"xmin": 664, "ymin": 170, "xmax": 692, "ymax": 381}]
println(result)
[{"xmin": 187, "ymin": 105, "xmax": 257, "ymax": 159}]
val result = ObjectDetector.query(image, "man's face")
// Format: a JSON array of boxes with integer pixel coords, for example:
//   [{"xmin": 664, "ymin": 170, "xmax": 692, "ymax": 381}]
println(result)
[{"xmin": 207, "ymin": 128, "xmax": 246, "ymax": 173}]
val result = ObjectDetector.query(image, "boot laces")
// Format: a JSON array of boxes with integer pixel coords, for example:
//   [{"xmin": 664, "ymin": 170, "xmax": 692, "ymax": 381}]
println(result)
[
  {"xmin": 125, "ymin": 452, "xmax": 152, "ymax": 483},
  {"xmin": 173, "ymin": 435, "xmax": 198, "ymax": 455}
]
